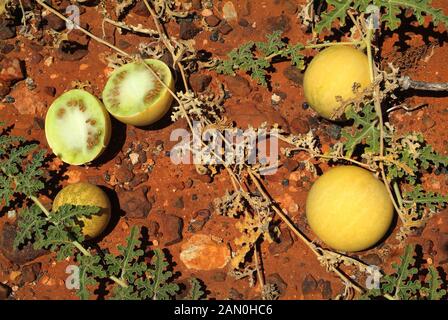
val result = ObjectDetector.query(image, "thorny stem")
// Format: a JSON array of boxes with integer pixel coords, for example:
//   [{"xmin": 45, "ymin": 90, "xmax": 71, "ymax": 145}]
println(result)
[
  {"xmin": 254, "ymin": 245, "xmax": 265, "ymax": 296},
  {"xmin": 29, "ymin": 196, "xmax": 129, "ymax": 288}
]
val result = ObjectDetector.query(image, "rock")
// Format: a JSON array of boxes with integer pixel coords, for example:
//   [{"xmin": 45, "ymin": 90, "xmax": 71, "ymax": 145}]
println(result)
[
  {"xmin": 115, "ymin": 166, "xmax": 134, "ymax": 183},
  {"xmin": 0, "ymin": 58, "xmax": 25, "ymax": 84},
  {"xmin": 238, "ymin": 18, "xmax": 250, "ymax": 27},
  {"xmin": 119, "ymin": 188, "xmax": 152, "ymax": 219},
  {"xmin": 222, "ymin": 1, "xmax": 237, "ymax": 22},
  {"xmin": 189, "ymin": 74, "xmax": 212, "ymax": 93},
  {"xmin": 223, "ymin": 75, "xmax": 251, "ymax": 97},
  {"xmin": 0, "ymin": 80, "xmax": 10, "ymax": 99},
  {"xmin": 180, "ymin": 234, "xmax": 230, "ymax": 270},
  {"xmin": 284, "ymin": 159, "xmax": 299, "ymax": 172},
  {"xmin": 173, "ymin": 196, "xmax": 184, "ymax": 209},
  {"xmin": 179, "ymin": 20, "xmax": 201, "ymax": 40},
  {"xmin": 0, "ymin": 283, "xmax": 11, "ymax": 300},
  {"xmin": 283, "ymin": 0, "xmax": 298, "ymax": 14},
  {"xmin": 318, "ymin": 279, "xmax": 333, "ymax": 299},
  {"xmin": 0, "ymin": 18, "xmax": 16, "ymax": 40},
  {"xmin": 43, "ymin": 86, "xmax": 56, "ymax": 97},
  {"xmin": 57, "ymin": 40, "xmax": 89, "ymax": 61},
  {"xmin": 155, "ymin": 212, "xmax": 183, "ymax": 246},
  {"xmin": 283, "ymin": 66, "xmax": 304, "ymax": 86},
  {"xmin": 0, "ymin": 43, "xmax": 14, "ymax": 54},
  {"xmin": 266, "ymin": 273, "xmax": 287, "ymax": 297},
  {"xmin": 205, "ymin": 15, "xmax": 221, "ymax": 27},
  {"xmin": 269, "ymin": 228, "xmax": 294, "ymax": 255},
  {"xmin": 33, "ymin": 117, "xmax": 45, "ymax": 130},
  {"xmin": 362, "ymin": 253, "xmax": 382, "ymax": 266},
  {"xmin": 289, "ymin": 118, "xmax": 310, "ymax": 134},
  {"xmin": 20, "ymin": 262, "xmax": 41, "ymax": 283},
  {"xmin": 188, "ymin": 209, "xmax": 211, "ymax": 233},
  {"xmin": 326, "ymin": 124, "xmax": 342, "ymax": 140},
  {"xmin": 0, "ymin": 223, "xmax": 47, "ymax": 264},
  {"xmin": 218, "ymin": 21, "xmax": 233, "ymax": 35},
  {"xmin": 44, "ymin": 14, "xmax": 66, "ymax": 31},
  {"xmin": 266, "ymin": 14, "xmax": 291, "ymax": 33},
  {"xmin": 301, "ymin": 274, "xmax": 320, "ymax": 297},
  {"xmin": 212, "ymin": 271, "xmax": 227, "ymax": 282},
  {"xmin": 190, "ymin": 168, "xmax": 213, "ymax": 183},
  {"xmin": 12, "ymin": 86, "xmax": 47, "ymax": 115}
]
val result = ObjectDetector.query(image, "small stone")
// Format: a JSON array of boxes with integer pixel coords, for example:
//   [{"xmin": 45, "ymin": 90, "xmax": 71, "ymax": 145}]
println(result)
[
  {"xmin": 0, "ymin": 58, "xmax": 25, "ymax": 84},
  {"xmin": 205, "ymin": 15, "xmax": 221, "ymax": 27},
  {"xmin": 283, "ymin": 66, "xmax": 304, "ymax": 86},
  {"xmin": 188, "ymin": 209, "xmax": 211, "ymax": 233},
  {"xmin": 0, "ymin": 223, "xmax": 47, "ymax": 264},
  {"xmin": 302, "ymin": 274, "xmax": 319, "ymax": 297},
  {"xmin": 266, "ymin": 14, "xmax": 291, "ymax": 33},
  {"xmin": 44, "ymin": 14, "xmax": 66, "ymax": 31},
  {"xmin": 266, "ymin": 273, "xmax": 287, "ymax": 297},
  {"xmin": 222, "ymin": 1, "xmax": 237, "ymax": 22},
  {"xmin": 119, "ymin": 188, "xmax": 151, "ymax": 219},
  {"xmin": 218, "ymin": 21, "xmax": 233, "ymax": 35},
  {"xmin": 30, "ymin": 53, "xmax": 43, "ymax": 64},
  {"xmin": 238, "ymin": 18, "xmax": 250, "ymax": 27},
  {"xmin": 0, "ymin": 18, "xmax": 16, "ymax": 40},
  {"xmin": 0, "ymin": 283, "xmax": 11, "ymax": 300},
  {"xmin": 4, "ymin": 95, "xmax": 14, "ymax": 103},
  {"xmin": 0, "ymin": 43, "xmax": 14, "ymax": 54},
  {"xmin": 318, "ymin": 279, "xmax": 333, "ymax": 299},
  {"xmin": 20, "ymin": 262, "xmax": 42, "ymax": 283},
  {"xmin": 57, "ymin": 40, "xmax": 89, "ymax": 61},
  {"xmin": 129, "ymin": 152, "xmax": 139, "ymax": 165},
  {"xmin": 269, "ymin": 228, "xmax": 294, "ymax": 255},
  {"xmin": 210, "ymin": 31, "xmax": 219, "ymax": 42},
  {"xmin": 289, "ymin": 118, "xmax": 310, "ymax": 134},
  {"xmin": 148, "ymin": 221, "xmax": 160, "ymax": 239},
  {"xmin": 189, "ymin": 73, "xmax": 212, "ymax": 93},
  {"xmin": 281, "ymin": 179, "xmax": 289, "ymax": 186},
  {"xmin": 180, "ymin": 234, "xmax": 230, "ymax": 270},
  {"xmin": 33, "ymin": 117, "xmax": 45, "ymax": 130},
  {"xmin": 115, "ymin": 166, "xmax": 134, "ymax": 183},
  {"xmin": 118, "ymin": 39, "xmax": 131, "ymax": 49},
  {"xmin": 201, "ymin": 9, "xmax": 213, "ymax": 17},
  {"xmin": 326, "ymin": 124, "xmax": 342, "ymax": 140},
  {"xmin": 173, "ymin": 196, "xmax": 184, "ymax": 209},
  {"xmin": 159, "ymin": 213, "xmax": 183, "ymax": 246},
  {"xmin": 224, "ymin": 75, "xmax": 251, "ymax": 97},
  {"xmin": 284, "ymin": 159, "xmax": 299, "ymax": 172},
  {"xmin": 43, "ymin": 86, "xmax": 56, "ymax": 97},
  {"xmin": 179, "ymin": 20, "xmax": 201, "ymax": 40}
]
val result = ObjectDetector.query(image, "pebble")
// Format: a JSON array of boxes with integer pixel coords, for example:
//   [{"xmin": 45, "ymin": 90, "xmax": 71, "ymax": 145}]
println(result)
[
  {"xmin": 0, "ymin": 80, "xmax": 10, "ymax": 99},
  {"xmin": 284, "ymin": 159, "xmax": 299, "ymax": 172},
  {"xmin": 222, "ymin": 1, "xmax": 238, "ymax": 21},
  {"xmin": 0, "ymin": 223, "xmax": 47, "ymax": 264},
  {"xmin": 173, "ymin": 196, "xmax": 184, "ymax": 209},
  {"xmin": 180, "ymin": 234, "xmax": 230, "ymax": 270},
  {"xmin": 318, "ymin": 279, "xmax": 333, "ymax": 299},
  {"xmin": 0, "ymin": 58, "xmax": 25, "ymax": 84},
  {"xmin": 115, "ymin": 166, "xmax": 134, "ymax": 183},
  {"xmin": 212, "ymin": 271, "xmax": 227, "ymax": 282},
  {"xmin": 188, "ymin": 209, "xmax": 211, "ymax": 233},
  {"xmin": 57, "ymin": 40, "xmax": 89, "ymax": 61},
  {"xmin": 153, "ymin": 211, "xmax": 184, "ymax": 246},
  {"xmin": 218, "ymin": 21, "xmax": 233, "ymax": 35},
  {"xmin": 44, "ymin": 14, "xmax": 66, "ymax": 31},
  {"xmin": 43, "ymin": 86, "xmax": 56, "ymax": 97},
  {"xmin": 20, "ymin": 262, "xmax": 41, "ymax": 283},
  {"xmin": 361, "ymin": 253, "xmax": 382, "ymax": 266},
  {"xmin": 238, "ymin": 18, "xmax": 250, "ymax": 27},
  {"xmin": 201, "ymin": 9, "xmax": 213, "ymax": 17},
  {"xmin": 119, "ymin": 188, "xmax": 152, "ymax": 219},
  {"xmin": 179, "ymin": 20, "xmax": 201, "ymax": 40},
  {"xmin": 189, "ymin": 73, "xmax": 212, "ymax": 93},
  {"xmin": 224, "ymin": 75, "xmax": 251, "ymax": 97},
  {"xmin": 301, "ymin": 274, "xmax": 319, "ymax": 297},
  {"xmin": 205, "ymin": 15, "xmax": 221, "ymax": 27},
  {"xmin": 266, "ymin": 14, "xmax": 291, "ymax": 33}
]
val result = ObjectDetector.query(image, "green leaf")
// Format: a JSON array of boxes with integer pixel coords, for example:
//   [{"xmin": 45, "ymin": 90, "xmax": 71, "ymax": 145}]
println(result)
[
  {"xmin": 316, "ymin": 0, "xmax": 352, "ymax": 33},
  {"xmin": 185, "ymin": 278, "xmax": 205, "ymax": 300},
  {"xmin": 14, "ymin": 205, "xmax": 47, "ymax": 249},
  {"xmin": 421, "ymin": 266, "xmax": 446, "ymax": 300},
  {"xmin": 341, "ymin": 104, "xmax": 380, "ymax": 157},
  {"xmin": 76, "ymin": 254, "xmax": 107, "ymax": 300}
]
